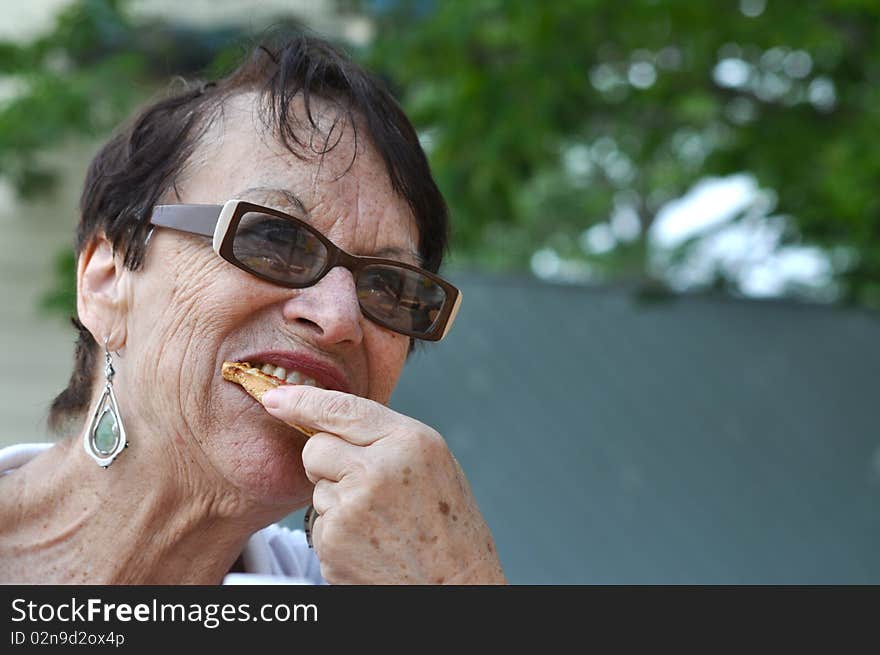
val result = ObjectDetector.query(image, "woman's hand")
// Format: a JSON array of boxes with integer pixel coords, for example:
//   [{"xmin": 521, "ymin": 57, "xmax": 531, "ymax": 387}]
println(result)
[{"xmin": 261, "ymin": 386, "xmax": 506, "ymax": 584}]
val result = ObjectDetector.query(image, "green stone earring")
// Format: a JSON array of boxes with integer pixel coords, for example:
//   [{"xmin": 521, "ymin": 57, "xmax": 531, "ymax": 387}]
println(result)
[{"xmin": 84, "ymin": 337, "xmax": 128, "ymax": 468}]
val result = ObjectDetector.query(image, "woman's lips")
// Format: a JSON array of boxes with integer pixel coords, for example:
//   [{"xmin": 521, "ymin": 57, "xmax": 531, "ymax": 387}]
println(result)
[
  {"xmin": 235, "ymin": 350, "xmax": 352, "ymax": 394},
  {"xmin": 221, "ymin": 362, "xmax": 319, "ymax": 437}
]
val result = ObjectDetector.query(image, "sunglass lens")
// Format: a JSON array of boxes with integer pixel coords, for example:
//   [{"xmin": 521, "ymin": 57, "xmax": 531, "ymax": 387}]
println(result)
[
  {"xmin": 232, "ymin": 211, "xmax": 327, "ymax": 285},
  {"xmin": 357, "ymin": 264, "xmax": 447, "ymax": 336}
]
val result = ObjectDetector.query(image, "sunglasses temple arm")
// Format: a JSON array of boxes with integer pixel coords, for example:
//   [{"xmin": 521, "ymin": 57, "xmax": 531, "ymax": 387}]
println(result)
[{"xmin": 149, "ymin": 205, "xmax": 224, "ymax": 237}]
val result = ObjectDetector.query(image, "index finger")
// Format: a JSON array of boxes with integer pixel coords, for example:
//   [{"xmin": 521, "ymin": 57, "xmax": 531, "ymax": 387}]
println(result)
[{"xmin": 261, "ymin": 385, "xmax": 407, "ymax": 446}]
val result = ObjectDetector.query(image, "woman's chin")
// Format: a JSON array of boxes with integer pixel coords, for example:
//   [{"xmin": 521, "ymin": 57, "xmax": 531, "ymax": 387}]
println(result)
[{"xmin": 210, "ymin": 424, "xmax": 313, "ymax": 510}]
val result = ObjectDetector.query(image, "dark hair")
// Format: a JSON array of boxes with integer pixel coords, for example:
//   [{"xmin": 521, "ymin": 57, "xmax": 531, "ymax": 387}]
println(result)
[{"xmin": 48, "ymin": 34, "xmax": 449, "ymax": 431}]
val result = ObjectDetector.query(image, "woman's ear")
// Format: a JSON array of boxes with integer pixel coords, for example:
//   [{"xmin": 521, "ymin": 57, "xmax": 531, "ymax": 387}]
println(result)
[{"xmin": 76, "ymin": 234, "xmax": 129, "ymax": 351}]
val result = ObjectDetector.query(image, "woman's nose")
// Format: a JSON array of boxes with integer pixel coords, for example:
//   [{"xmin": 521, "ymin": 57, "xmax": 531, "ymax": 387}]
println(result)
[{"xmin": 281, "ymin": 266, "xmax": 364, "ymax": 346}]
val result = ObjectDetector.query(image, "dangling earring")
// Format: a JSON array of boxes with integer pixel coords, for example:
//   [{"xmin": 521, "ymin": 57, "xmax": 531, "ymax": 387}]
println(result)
[{"xmin": 84, "ymin": 337, "xmax": 128, "ymax": 468}]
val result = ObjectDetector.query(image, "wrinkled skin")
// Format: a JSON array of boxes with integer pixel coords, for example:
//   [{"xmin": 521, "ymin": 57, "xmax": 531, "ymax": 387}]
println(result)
[
  {"xmin": 0, "ymin": 92, "xmax": 505, "ymax": 584},
  {"xmin": 263, "ymin": 384, "xmax": 505, "ymax": 584},
  {"xmin": 116, "ymin": 94, "xmax": 419, "ymax": 510}
]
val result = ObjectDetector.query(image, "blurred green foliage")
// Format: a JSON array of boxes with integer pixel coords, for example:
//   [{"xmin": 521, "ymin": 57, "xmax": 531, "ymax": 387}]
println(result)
[
  {"xmin": 363, "ymin": 0, "xmax": 880, "ymax": 307},
  {"xmin": 0, "ymin": 0, "xmax": 144, "ymax": 196},
  {"xmin": 0, "ymin": 0, "xmax": 252, "ymax": 316},
  {"xmin": 0, "ymin": 0, "xmax": 259, "ymax": 194},
  {"xmin": 3, "ymin": 0, "xmax": 879, "ymax": 318}
]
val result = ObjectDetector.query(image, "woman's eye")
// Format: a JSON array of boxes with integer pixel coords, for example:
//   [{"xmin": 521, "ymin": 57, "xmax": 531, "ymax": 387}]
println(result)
[
  {"xmin": 376, "ymin": 276, "xmax": 403, "ymax": 298},
  {"xmin": 239, "ymin": 219, "xmax": 291, "ymax": 241}
]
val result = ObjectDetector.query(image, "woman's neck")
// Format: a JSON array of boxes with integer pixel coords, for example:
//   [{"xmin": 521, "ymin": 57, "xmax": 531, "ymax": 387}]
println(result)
[{"xmin": 0, "ymin": 434, "xmax": 279, "ymax": 584}]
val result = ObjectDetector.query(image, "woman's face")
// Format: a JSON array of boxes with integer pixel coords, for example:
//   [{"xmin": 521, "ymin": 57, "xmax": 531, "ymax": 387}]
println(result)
[{"xmin": 115, "ymin": 94, "xmax": 418, "ymax": 509}]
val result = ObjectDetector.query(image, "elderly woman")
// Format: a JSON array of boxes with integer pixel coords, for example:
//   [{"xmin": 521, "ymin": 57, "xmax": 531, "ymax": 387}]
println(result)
[{"xmin": 0, "ymin": 36, "xmax": 505, "ymax": 584}]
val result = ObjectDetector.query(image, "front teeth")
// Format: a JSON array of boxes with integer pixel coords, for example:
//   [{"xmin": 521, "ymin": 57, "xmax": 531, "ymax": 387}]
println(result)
[{"xmin": 253, "ymin": 362, "xmax": 321, "ymax": 388}]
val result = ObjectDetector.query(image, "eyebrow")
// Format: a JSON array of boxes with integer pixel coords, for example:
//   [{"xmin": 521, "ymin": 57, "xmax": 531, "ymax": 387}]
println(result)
[
  {"xmin": 236, "ymin": 186, "xmax": 308, "ymax": 216},
  {"xmin": 371, "ymin": 246, "xmax": 424, "ymax": 267}
]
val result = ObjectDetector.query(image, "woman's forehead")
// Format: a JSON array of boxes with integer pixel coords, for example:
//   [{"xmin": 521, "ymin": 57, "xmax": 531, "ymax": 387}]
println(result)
[
  {"xmin": 191, "ymin": 93, "xmax": 370, "ymax": 190},
  {"xmin": 178, "ymin": 93, "xmax": 419, "ymax": 257}
]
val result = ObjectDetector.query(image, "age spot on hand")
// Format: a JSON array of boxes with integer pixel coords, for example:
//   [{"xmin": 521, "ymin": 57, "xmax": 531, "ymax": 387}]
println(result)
[{"xmin": 438, "ymin": 500, "xmax": 450, "ymax": 515}]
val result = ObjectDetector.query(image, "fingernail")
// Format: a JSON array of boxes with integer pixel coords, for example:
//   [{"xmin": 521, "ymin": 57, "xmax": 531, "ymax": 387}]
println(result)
[{"xmin": 261, "ymin": 389, "xmax": 281, "ymax": 409}]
